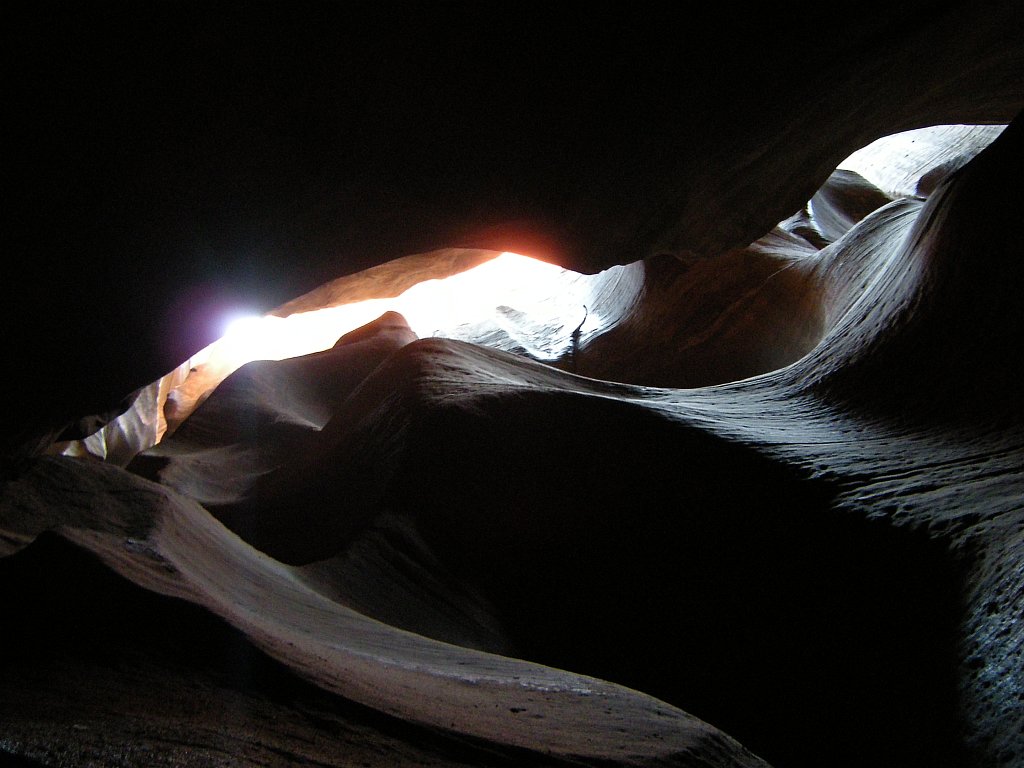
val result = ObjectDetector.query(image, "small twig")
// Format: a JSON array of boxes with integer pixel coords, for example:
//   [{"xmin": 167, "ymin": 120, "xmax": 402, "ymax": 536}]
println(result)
[{"xmin": 570, "ymin": 305, "xmax": 588, "ymax": 373}]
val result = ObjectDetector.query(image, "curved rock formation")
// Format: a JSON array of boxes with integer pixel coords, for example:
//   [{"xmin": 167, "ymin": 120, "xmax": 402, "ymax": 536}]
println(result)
[
  {"xmin": 3, "ymin": 4, "xmax": 1023, "ymax": 767},
  {"xmin": 5, "ymin": 2, "xmax": 1024, "ymax": 449}
]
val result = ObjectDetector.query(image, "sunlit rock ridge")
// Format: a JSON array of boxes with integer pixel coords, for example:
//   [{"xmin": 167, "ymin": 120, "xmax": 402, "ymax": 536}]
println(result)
[{"xmin": 3, "ymin": 4, "xmax": 1023, "ymax": 767}]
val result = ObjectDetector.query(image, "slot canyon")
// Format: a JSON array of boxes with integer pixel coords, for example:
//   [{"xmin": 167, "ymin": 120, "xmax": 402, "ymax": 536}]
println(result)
[{"xmin": 2, "ymin": 3, "xmax": 1022, "ymax": 767}]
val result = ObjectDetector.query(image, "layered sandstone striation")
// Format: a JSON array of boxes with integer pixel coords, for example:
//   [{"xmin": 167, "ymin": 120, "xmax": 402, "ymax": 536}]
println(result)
[{"xmin": 3, "ymin": 117, "xmax": 1023, "ymax": 766}]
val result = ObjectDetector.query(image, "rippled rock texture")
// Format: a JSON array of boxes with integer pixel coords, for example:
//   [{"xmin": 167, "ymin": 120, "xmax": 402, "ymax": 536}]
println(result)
[{"xmin": 3, "ymin": 4, "xmax": 1024, "ymax": 767}]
